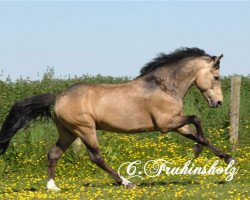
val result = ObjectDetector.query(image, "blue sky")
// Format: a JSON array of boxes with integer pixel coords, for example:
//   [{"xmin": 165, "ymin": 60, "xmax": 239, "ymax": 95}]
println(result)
[{"xmin": 0, "ymin": 1, "xmax": 249, "ymax": 80}]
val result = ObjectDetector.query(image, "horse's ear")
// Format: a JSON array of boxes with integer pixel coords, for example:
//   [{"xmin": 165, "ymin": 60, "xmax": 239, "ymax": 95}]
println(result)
[{"xmin": 213, "ymin": 54, "xmax": 223, "ymax": 69}]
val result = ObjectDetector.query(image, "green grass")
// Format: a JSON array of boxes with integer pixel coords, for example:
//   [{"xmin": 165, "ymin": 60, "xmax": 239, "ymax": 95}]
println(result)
[{"xmin": 0, "ymin": 125, "xmax": 249, "ymax": 199}]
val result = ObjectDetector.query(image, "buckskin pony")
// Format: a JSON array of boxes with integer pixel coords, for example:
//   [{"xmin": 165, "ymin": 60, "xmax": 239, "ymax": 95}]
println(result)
[{"xmin": 0, "ymin": 47, "xmax": 235, "ymax": 190}]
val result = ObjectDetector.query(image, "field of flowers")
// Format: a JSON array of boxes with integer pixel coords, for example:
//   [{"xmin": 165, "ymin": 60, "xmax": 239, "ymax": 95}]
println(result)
[
  {"xmin": 0, "ymin": 127, "xmax": 249, "ymax": 200},
  {"xmin": 0, "ymin": 72, "xmax": 249, "ymax": 199}
]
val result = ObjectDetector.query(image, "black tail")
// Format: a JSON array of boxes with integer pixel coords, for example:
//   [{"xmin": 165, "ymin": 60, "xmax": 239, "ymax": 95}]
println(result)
[{"xmin": 0, "ymin": 93, "xmax": 56, "ymax": 155}]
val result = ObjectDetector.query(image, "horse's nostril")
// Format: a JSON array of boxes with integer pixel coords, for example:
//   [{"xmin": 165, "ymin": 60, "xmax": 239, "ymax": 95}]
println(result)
[{"xmin": 217, "ymin": 101, "xmax": 222, "ymax": 106}]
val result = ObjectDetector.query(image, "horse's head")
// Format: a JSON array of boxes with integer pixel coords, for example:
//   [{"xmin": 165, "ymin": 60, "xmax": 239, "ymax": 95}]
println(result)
[{"xmin": 195, "ymin": 54, "xmax": 223, "ymax": 108}]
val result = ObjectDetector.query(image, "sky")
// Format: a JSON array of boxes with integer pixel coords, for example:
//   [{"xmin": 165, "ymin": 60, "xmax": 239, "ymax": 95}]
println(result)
[{"xmin": 0, "ymin": 1, "xmax": 249, "ymax": 80}]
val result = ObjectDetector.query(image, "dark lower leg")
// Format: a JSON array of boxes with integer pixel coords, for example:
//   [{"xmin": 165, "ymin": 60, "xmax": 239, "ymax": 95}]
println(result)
[
  {"xmin": 180, "ymin": 133, "xmax": 203, "ymax": 158},
  {"xmin": 189, "ymin": 116, "xmax": 208, "ymax": 144},
  {"xmin": 183, "ymin": 135, "xmax": 226, "ymax": 158},
  {"xmin": 175, "ymin": 116, "xmax": 234, "ymax": 163},
  {"xmin": 206, "ymin": 142, "xmax": 231, "ymax": 160},
  {"xmin": 48, "ymin": 145, "xmax": 63, "ymax": 180},
  {"xmin": 48, "ymin": 159, "xmax": 58, "ymax": 180},
  {"xmin": 188, "ymin": 116, "xmax": 230, "ymax": 159},
  {"xmin": 88, "ymin": 148, "xmax": 123, "ymax": 184},
  {"xmin": 180, "ymin": 129, "xmax": 233, "ymax": 162}
]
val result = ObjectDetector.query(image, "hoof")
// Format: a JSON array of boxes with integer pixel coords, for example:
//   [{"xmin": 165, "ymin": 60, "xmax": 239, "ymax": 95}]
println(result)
[
  {"xmin": 47, "ymin": 179, "xmax": 61, "ymax": 191},
  {"xmin": 193, "ymin": 143, "xmax": 203, "ymax": 158},
  {"xmin": 126, "ymin": 183, "xmax": 136, "ymax": 189},
  {"xmin": 224, "ymin": 155, "xmax": 236, "ymax": 164},
  {"xmin": 120, "ymin": 175, "xmax": 135, "ymax": 189},
  {"xmin": 47, "ymin": 186, "xmax": 60, "ymax": 191}
]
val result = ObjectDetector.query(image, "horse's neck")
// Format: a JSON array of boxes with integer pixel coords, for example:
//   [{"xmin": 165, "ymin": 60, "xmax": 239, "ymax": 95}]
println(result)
[
  {"xmin": 153, "ymin": 63, "xmax": 199, "ymax": 99},
  {"xmin": 174, "ymin": 73, "xmax": 196, "ymax": 99}
]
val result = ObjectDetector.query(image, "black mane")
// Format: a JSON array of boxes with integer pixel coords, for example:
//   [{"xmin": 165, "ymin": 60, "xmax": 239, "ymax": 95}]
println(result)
[{"xmin": 139, "ymin": 47, "xmax": 211, "ymax": 76}]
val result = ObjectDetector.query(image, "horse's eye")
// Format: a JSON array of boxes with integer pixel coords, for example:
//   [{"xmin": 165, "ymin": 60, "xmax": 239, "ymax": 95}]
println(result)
[{"xmin": 214, "ymin": 76, "xmax": 219, "ymax": 81}]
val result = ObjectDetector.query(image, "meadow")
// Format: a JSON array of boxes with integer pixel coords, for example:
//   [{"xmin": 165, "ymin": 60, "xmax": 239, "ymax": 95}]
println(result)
[{"xmin": 0, "ymin": 69, "xmax": 249, "ymax": 199}]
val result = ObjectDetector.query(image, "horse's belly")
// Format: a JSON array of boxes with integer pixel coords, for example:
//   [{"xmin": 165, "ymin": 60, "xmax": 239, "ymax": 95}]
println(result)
[
  {"xmin": 96, "ymin": 122, "xmax": 155, "ymax": 133},
  {"xmin": 95, "ymin": 111, "xmax": 155, "ymax": 133}
]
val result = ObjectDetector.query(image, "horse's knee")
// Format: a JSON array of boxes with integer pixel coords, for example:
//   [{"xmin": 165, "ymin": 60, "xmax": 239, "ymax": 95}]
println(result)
[
  {"xmin": 48, "ymin": 146, "xmax": 63, "ymax": 162},
  {"xmin": 95, "ymin": 157, "xmax": 104, "ymax": 164},
  {"xmin": 197, "ymin": 136, "xmax": 208, "ymax": 145},
  {"xmin": 89, "ymin": 154, "xmax": 96, "ymax": 163},
  {"xmin": 191, "ymin": 116, "xmax": 201, "ymax": 125},
  {"xmin": 88, "ymin": 148, "xmax": 103, "ymax": 164}
]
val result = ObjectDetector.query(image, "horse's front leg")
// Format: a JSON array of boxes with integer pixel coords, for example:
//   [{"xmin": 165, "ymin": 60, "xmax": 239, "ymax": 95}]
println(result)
[
  {"xmin": 188, "ymin": 115, "xmax": 235, "ymax": 164},
  {"xmin": 159, "ymin": 115, "xmax": 235, "ymax": 164},
  {"xmin": 176, "ymin": 125, "xmax": 203, "ymax": 158}
]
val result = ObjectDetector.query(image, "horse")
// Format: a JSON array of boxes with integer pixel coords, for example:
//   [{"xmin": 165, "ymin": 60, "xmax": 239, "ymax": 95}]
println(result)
[{"xmin": 0, "ymin": 47, "xmax": 235, "ymax": 191}]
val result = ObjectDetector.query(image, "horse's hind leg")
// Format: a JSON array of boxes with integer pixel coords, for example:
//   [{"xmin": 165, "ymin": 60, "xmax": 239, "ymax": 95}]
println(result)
[
  {"xmin": 76, "ymin": 126, "xmax": 135, "ymax": 189},
  {"xmin": 47, "ymin": 123, "xmax": 77, "ymax": 191}
]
